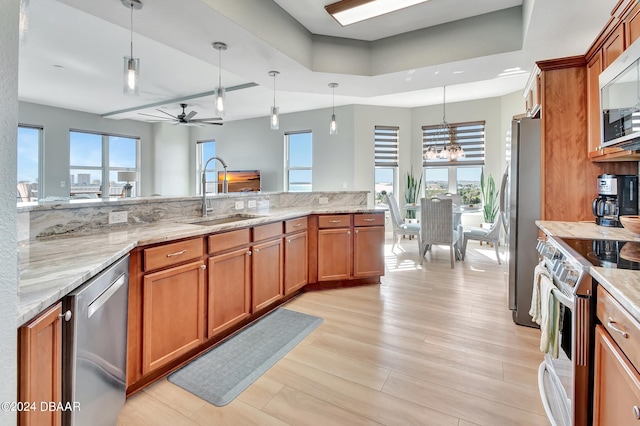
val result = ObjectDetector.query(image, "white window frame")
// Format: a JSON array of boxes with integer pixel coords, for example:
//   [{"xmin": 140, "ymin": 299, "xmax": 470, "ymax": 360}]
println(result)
[
  {"xmin": 285, "ymin": 130, "xmax": 313, "ymax": 192},
  {"xmin": 69, "ymin": 130, "xmax": 140, "ymax": 198},
  {"xmin": 196, "ymin": 139, "xmax": 216, "ymax": 195},
  {"xmin": 374, "ymin": 125, "xmax": 399, "ymax": 205},
  {"xmin": 17, "ymin": 124, "xmax": 43, "ymax": 202}
]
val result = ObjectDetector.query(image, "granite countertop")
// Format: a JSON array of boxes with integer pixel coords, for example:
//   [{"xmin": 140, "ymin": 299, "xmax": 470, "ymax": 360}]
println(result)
[
  {"xmin": 536, "ymin": 220, "xmax": 640, "ymax": 322},
  {"xmin": 18, "ymin": 206, "xmax": 382, "ymax": 326}
]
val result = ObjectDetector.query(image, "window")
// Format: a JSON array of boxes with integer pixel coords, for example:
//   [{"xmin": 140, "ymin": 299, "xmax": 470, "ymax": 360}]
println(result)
[
  {"xmin": 285, "ymin": 131, "xmax": 312, "ymax": 192},
  {"xmin": 69, "ymin": 131, "xmax": 139, "ymax": 198},
  {"xmin": 374, "ymin": 126, "xmax": 398, "ymax": 205},
  {"xmin": 422, "ymin": 121, "xmax": 485, "ymax": 205},
  {"xmin": 196, "ymin": 140, "xmax": 216, "ymax": 194},
  {"xmin": 17, "ymin": 125, "xmax": 42, "ymax": 202}
]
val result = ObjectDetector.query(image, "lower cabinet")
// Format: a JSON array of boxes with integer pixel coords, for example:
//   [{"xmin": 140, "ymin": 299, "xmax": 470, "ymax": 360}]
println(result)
[
  {"xmin": 252, "ymin": 238, "xmax": 284, "ymax": 311},
  {"xmin": 353, "ymin": 225, "xmax": 385, "ymax": 278},
  {"xmin": 207, "ymin": 247, "xmax": 251, "ymax": 337},
  {"xmin": 18, "ymin": 302, "xmax": 62, "ymax": 426},
  {"xmin": 593, "ymin": 325, "xmax": 640, "ymax": 425},
  {"xmin": 318, "ymin": 227, "xmax": 352, "ymax": 281},
  {"xmin": 284, "ymin": 230, "xmax": 308, "ymax": 295},
  {"xmin": 142, "ymin": 259, "xmax": 206, "ymax": 375}
]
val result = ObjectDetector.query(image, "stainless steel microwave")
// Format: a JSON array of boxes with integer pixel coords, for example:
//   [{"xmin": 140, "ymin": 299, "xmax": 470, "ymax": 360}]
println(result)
[{"xmin": 600, "ymin": 36, "xmax": 640, "ymax": 150}]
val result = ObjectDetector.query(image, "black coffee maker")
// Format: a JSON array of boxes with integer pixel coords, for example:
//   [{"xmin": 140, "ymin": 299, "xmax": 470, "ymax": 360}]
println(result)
[{"xmin": 592, "ymin": 174, "xmax": 639, "ymax": 227}]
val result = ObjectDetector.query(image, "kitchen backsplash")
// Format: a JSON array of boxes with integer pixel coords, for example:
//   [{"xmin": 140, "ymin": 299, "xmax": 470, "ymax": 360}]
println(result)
[{"xmin": 17, "ymin": 191, "xmax": 369, "ymax": 241}]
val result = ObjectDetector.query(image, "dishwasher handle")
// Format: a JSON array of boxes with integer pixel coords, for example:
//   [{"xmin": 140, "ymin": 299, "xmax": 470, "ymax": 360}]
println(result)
[{"xmin": 87, "ymin": 274, "xmax": 126, "ymax": 318}]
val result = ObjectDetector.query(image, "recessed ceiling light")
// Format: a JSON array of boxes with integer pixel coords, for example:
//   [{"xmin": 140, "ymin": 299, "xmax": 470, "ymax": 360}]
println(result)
[
  {"xmin": 325, "ymin": 0, "xmax": 431, "ymax": 26},
  {"xmin": 453, "ymin": 70, "xmax": 464, "ymax": 74}
]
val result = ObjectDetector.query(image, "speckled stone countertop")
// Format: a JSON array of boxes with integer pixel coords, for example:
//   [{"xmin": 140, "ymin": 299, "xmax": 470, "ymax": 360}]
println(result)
[
  {"xmin": 18, "ymin": 206, "xmax": 382, "ymax": 326},
  {"xmin": 590, "ymin": 267, "xmax": 640, "ymax": 322},
  {"xmin": 535, "ymin": 220, "xmax": 640, "ymax": 241},
  {"xmin": 536, "ymin": 220, "xmax": 640, "ymax": 322}
]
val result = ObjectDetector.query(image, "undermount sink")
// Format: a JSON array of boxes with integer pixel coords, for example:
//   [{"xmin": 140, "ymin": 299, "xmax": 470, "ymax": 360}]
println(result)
[{"xmin": 189, "ymin": 215, "xmax": 256, "ymax": 226}]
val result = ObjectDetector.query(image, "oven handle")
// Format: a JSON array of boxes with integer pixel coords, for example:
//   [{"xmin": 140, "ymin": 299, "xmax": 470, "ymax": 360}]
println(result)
[
  {"xmin": 537, "ymin": 362, "xmax": 560, "ymax": 426},
  {"xmin": 551, "ymin": 286, "xmax": 574, "ymax": 310}
]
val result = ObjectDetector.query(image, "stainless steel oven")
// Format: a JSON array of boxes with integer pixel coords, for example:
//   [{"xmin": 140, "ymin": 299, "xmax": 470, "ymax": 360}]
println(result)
[{"xmin": 535, "ymin": 236, "xmax": 594, "ymax": 426}]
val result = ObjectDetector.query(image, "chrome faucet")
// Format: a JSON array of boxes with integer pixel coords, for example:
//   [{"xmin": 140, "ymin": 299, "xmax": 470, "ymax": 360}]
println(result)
[{"xmin": 202, "ymin": 156, "xmax": 228, "ymax": 216}]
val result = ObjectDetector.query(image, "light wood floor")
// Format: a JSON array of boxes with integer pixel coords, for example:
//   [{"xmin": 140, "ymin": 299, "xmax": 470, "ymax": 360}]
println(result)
[{"xmin": 118, "ymin": 236, "xmax": 548, "ymax": 426}]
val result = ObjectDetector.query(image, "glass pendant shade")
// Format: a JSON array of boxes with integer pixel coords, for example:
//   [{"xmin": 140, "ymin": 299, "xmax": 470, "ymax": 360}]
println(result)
[
  {"xmin": 123, "ymin": 57, "xmax": 139, "ymax": 95},
  {"xmin": 214, "ymin": 86, "xmax": 225, "ymax": 116},
  {"xmin": 270, "ymin": 106, "xmax": 279, "ymax": 130},
  {"xmin": 330, "ymin": 114, "xmax": 338, "ymax": 134},
  {"xmin": 329, "ymin": 82, "xmax": 339, "ymax": 135}
]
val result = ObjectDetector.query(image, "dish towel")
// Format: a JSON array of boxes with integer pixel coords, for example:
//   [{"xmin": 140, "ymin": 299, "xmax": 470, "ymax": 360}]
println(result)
[
  {"xmin": 529, "ymin": 260, "xmax": 550, "ymax": 324},
  {"xmin": 538, "ymin": 274, "xmax": 560, "ymax": 358}
]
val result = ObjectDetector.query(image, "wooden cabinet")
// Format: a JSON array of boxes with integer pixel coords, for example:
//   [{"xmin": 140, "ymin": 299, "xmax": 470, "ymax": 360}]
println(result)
[
  {"xmin": 18, "ymin": 302, "xmax": 62, "ymax": 426},
  {"xmin": 353, "ymin": 225, "xmax": 385, "ymax": 278},
  {"xmin": 316, "ymin": 213, "xmax": 385, "ymax": 281},
  {"xmin": 207, "ymin": 247, "xmax": 251, "ymax": 337},
  {"xmin": 142, "ymin": 259, "xmax": 206, "ymax": 375},
  {"xmin": 593, "ymin": 325, "xmax": 640, "ymax": 425},
  {"xmin": 284, "ymin": 217, "xmax": 308, "ymax": 295},
  {"xmin": 252, "ymin": 237, "xmax": 283, "ymax": 311},
  {"xmin": 593, "ymin": 286, "xmax": 640, "ymax": 425},
  {"xmin": 603, "ymin": 24, "xmax": 625, "ymax": 68},
  {"xmin": 626, "ymin": 1, "xmax": 640, "ymax": 46}
]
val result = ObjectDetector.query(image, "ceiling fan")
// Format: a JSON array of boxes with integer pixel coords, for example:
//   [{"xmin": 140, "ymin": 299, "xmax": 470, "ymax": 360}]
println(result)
[{"xmin": 138, "ymin": 103, "xmax": 223, "ymax": 126}]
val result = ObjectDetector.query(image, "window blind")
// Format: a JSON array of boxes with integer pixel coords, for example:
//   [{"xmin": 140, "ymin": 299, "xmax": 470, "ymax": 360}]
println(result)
[
  {"xmin": 422, "ymin": 120, "xmax": 485, "ymax": 167},
  {"xmin": 375, "ymin": 126, "xmax": 399, "ymax": 167}
]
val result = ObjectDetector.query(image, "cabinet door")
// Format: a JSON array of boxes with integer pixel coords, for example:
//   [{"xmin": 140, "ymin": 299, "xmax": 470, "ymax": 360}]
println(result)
[
  {"xmin": 587, "ymin": 51, "xmax": 604, "ymax": 155},
  {"xmin": 208, "ymin": 247, "xmax": 251, "ymax": 337},
  {"xmin": 353, "ymin": 226, "xmax": 385, "ymax": 278},
  {"xmin": 317, "ymin": 228, "xmax": 351, "ymax": 281},
  {"xmin": 252, "ymin": 238, "xmax": 283, "ymax": 311},
  {"xmin": 284, "ymin": 231, "xmax": 308, "ymax": 295},
  {"xmin": 19, "ymin": 303, "xmax": 62, "ymax": 426},
  {"xmin": 142, "ymin": 260, "xmax": 205, "ymax": 375},
  {"xmin": 603, "ymin": 25, "xmax": 625, "ymax": 68},
  {"xmin": 593, "ymin": 325, "xmax": 640, "ymax": 426},
  {"xmin": 626, "ymin": 2, "xmax": 640, "ymax": 47}
]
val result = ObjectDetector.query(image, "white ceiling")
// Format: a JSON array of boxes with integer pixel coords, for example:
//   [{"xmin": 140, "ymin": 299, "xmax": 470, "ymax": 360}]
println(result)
[{"xmin": 17, "ymin": 0, "xmax": 617, "ymax": 124}]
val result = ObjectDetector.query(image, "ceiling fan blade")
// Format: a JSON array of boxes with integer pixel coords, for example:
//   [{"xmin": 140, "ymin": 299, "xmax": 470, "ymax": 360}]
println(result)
[
  {"xmin": 185, "ymin": 111, "xmax": 197, "ymax": 121},
  {"xmin": 138, "ymin": 113, "xmax": 174, "ymax": 120},
  {"xmin": 155, "ymin": 109, "xmax": 178, "ymax": 119},
  {"xmin": 202, "ymin": 122, "xmax": 223, "ymax": 126},
  {"xmin": 190, "ymin": 117, "xmax": 222, "ymax": 122}
]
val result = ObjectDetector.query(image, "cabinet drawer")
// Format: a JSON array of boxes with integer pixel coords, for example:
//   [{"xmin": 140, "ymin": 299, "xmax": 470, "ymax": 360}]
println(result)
[
  {"xmin": 318, "ymin": 214, "xmax": 350, "ymax": 228},
  {"xmin": 253, "ymin": 222, "xmax": 283, "ymax": 242},
  {"xmin": 208, "ymin": 228, "xmax": 251, "ymax": 254},
  {"xmin": 285, "ymin": 217, "xmax": 307, "ymax": 233},
  {"xmin": 144, "ymin": 238, "xmax": 203, "ymax": 272},
  {"xmin": 354, "ymin": 213, "xmax": 384, "ymax": 227},
  {"xmin": 597, "ymin": 286, "xmax": 640, "ymax": 370}
]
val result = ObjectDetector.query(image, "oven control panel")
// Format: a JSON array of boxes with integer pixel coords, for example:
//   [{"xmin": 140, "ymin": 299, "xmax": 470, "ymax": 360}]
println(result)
[{"xmin": 536, "ymin": 239, "xmax": 583, "ymax": 289}]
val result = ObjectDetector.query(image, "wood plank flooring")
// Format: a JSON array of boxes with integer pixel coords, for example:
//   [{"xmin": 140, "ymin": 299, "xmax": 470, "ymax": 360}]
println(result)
[{"xmin": 118, "ymin": 237, "xmax": 548, "ymax": 426}]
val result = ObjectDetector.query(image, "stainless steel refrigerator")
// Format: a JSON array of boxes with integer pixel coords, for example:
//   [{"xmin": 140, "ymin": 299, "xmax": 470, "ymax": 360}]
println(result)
[{"xmin": 501, "ymin": 116, "xmax": 541, "ymax": 327}]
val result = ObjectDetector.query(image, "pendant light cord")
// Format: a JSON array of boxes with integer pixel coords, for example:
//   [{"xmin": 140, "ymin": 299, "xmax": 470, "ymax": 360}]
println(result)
[
  {"xmin": 273, "ymin": 73, "xmax": 276, "ymax": 108},
  {"xmin": 332, "ymin": 86, "xmax": 335, "ymax": 114},
  {"xmin": 130, "ymin": 4, "xmax": 134, "ymax": 59},
  {"xmin": 218, "ymin": 48, "xmax": 222, "ymax": 88}
]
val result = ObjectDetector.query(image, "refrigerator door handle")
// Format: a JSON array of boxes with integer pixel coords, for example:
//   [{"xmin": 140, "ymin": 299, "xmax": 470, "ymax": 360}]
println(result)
[{"xmin": 500, "ymin": 165, "xmax": 509, "ymax": 233}]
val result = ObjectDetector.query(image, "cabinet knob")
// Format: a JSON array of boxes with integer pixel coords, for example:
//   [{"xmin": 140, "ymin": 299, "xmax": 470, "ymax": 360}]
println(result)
[
  {"xmin": 247, "ymin": 251, "xmax": 252, "ymax": 256},
  {"xmin": 633, "ymin": 405, "xmax": 640, "ymax": 420},
  {"xmin": 58, "ymin": 310, "xmax": 72, "ymax": 322},
  {"xmin": 200, "ymin": 264, "xmax": 206, "ymax": 270},
  {"xmin": 255, "ymin": 248, "xmax": 260, "ymax": 253},
  {"xmin": 347, "ymin": 231, "xmax": 351, "ymax": 235},
  {"xmin": 355, "ymin": 229, "xmax": 359, "ymax": 234},
  {"xmin": 287, "ymin": 239, "xmax": 292, "ymax": 243}
]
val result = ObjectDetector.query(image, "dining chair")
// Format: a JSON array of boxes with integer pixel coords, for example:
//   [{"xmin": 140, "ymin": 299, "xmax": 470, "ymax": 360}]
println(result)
[
  {"xmin": 436, "ymin": 192, "xmax": 461, "ymax": 208},
  {"xmin": 461, "ymin": 214, "xmax": 502, "ymax": 264},
  {"xmin": 420, "ymin": 197, "xmax": 459, "ymax": 268},
  {"xmin": 386, "ymin": 193, "xmax": 421, "ymax": 252}
]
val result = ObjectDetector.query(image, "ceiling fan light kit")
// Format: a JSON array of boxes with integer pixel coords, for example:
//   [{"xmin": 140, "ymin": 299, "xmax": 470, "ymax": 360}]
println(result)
[
  {"xmin": 325, "ymin": 0, "xmax": 430, "ymax": 26},
  {"xmin": 122, "ymin": 0, "xmax": 143, "ymax": 95},
  {"xmin": 269, "ymin": 71, "xmax": 280, "ymax": 130},
  {"xmin": 213, "ymin": 42, "xmax": 228, "ymax": 117}
]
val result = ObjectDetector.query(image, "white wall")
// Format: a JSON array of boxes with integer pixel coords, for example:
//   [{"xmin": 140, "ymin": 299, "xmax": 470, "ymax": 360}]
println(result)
[
  {"xmin": 151, "ymin": 122, "xmax": 190, "ymax": 196},
  {"xmin": 1, "ymin": 0, "xmax": 19, "ymax": 422}
]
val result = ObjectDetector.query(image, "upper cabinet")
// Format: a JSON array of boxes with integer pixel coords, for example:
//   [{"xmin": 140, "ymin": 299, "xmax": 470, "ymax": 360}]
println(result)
[{"xmin": 586, "ymin": 0, "xmax": 640, "ymax": 162}]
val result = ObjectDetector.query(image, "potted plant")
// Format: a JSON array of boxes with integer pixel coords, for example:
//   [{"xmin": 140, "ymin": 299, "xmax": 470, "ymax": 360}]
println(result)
[
  {"xmin": 481, "ymin": 170, "xmax": 499, "ymax": 227},
  {"xmin": 404, "ymin": 166, "xmax": 422, "ymax": 221}
]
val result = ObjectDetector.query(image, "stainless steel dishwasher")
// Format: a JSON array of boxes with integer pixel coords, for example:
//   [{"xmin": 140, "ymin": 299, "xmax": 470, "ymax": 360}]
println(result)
[{"xmin": 61, "ymin": 255, "xmax": 129, "ymax": 426}]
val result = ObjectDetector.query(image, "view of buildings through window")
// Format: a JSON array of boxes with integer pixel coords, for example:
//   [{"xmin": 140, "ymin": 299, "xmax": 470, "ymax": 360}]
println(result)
[
  {"xmin": 424, "ymin": 166, "xmax": 483, "ymax": 205},
  {"xmin": 285, "ymin": 131, "xmax": 312, "ymax": 192},
  {"xmin": 17, "ymin": 125, "xmax": 41, "ymax": 202},
  {"xmin": 69, "ymin": 131, "xmax": 139, "ymax": 198}
]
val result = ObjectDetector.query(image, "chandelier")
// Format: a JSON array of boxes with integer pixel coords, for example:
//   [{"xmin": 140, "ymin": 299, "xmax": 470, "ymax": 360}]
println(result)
[{"xmin": 424, "ymin": 86, "xmax": 465, "ymax": 161}]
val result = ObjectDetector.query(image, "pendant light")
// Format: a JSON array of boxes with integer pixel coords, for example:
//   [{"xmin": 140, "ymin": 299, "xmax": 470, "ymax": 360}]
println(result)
[
  {"xmin": 424, "ymin": 86, "xmax": 465, "ymax": 161},
  {"xmin": 213, "ymin": 42, "xmax": 228, "ymax": 117},
  {"xmin": 122, "ymin": 0, "xmax": 143, "ymax": 95},
  {"xmin": 269, "ymin": 71, "xmax": 280, "ymax": 130},
  {"xmin": 329, "ymin": 83, "xmax": 338, "ymax": 135}
]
